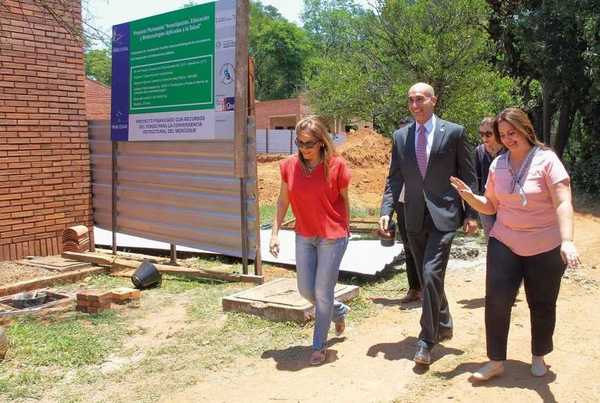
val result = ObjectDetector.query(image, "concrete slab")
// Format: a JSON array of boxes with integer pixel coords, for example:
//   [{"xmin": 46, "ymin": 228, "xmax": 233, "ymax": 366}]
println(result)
[
  {"xmin": 222, "ymin": 278, "xmax": 359, "ymax": 322},
  {"xmin": 18, "ymin": 256, "xmax": 92, "ymax": 272}
]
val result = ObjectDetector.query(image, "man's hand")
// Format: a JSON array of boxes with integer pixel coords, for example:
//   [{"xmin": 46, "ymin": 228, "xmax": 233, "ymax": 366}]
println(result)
[
  {"xmin": 379, "ymin": 215, "xmax": 390, "ymax": 231},
  {"xmin": 463, "ymin": 218, "xmax": 478, "ymax": 235}
]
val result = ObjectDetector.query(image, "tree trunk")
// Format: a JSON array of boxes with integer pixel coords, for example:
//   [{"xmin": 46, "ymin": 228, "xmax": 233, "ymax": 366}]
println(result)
[
  {"xmin": 553, "ymin": 99, "xmax": 573, "ymax": 159},
  {"xmin": 542, "ymin": 79, "xmax": 554, "ymax": 145}
]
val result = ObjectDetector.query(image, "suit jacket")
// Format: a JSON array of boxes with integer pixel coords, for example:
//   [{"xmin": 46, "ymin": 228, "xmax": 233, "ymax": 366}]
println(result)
[{"xmin": 381, "ymin": 116, "xmax": 477, "ymax": 233}]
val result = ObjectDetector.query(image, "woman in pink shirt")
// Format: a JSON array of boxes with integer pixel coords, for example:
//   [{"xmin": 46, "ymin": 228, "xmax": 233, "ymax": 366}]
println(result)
[
  {"xmin": 450, "ymin": 108, "xmax": 580, "ymax": 381},
  {"xmin": 269, "ymin": 116, "xmax": 351, "ymax": 366}
]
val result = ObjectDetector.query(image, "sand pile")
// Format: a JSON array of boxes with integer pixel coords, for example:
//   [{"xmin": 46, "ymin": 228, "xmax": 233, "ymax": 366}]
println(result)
[{"xmin": 338, "ymin": 128, "xmax": 391, "ymax": 168}]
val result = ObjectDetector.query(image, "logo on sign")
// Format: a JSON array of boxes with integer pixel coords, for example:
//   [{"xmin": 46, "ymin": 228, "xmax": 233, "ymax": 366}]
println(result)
[{"xmin": 219, "ymin": 63, "xmax": 234, "ymax": 85}]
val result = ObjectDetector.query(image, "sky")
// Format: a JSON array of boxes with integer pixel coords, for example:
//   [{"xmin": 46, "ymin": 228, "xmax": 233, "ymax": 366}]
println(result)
[{"xmin": 86, "ymin": 0, "xmax": 371, "ymax": 44}]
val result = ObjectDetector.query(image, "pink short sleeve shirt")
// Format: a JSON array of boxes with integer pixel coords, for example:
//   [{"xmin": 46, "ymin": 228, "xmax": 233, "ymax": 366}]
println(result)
[{"xmin": 486, "ymin": 149, "xmax": 569, "ymax": 256}]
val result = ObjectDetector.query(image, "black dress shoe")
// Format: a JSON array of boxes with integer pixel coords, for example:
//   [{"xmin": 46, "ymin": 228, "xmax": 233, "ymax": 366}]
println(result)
[
  {"xmin": 439, "ymin": 329, "xmax": 453, "ymax": 342},
  {"xmin": 413, "ymin": 345, "xmax": 431, "ymax": 365}
]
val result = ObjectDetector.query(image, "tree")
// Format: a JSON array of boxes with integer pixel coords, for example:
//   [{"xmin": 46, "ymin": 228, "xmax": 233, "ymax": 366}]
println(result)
[
  {"xmin": 305, "ymin": 0, "xmax": 518, "ymax": 137},
  {"xmin": 85, "ymin": 48, "xmax": 111, "ymax": 85},
  {"xmin": 487, "ymin": 0, "xmax": 599, "ymax": 158},
  {"xmin": 249, "ymin": 1, "xmax": 312, "ymax": 100}
]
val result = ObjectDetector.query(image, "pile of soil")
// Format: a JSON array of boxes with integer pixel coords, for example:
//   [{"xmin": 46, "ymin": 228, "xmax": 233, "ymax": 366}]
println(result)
[
  {"xmin": 338, "ymin": 128, "xmax": 392, "ymax": 169},
  {"xmin": 257, "ymin": 128, "xmax": 392, "ymax": 209}
]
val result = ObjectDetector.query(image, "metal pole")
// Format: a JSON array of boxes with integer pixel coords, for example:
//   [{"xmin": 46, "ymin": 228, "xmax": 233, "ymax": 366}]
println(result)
[
  {"xmin": 240, "ymin": 177, "xmax": 249, "ymax": 274},
  {"xmin": 170, "ymin": 243, "xmax": 177, "ymax": 265},
  {"xmin": 289, "ymin": 129, "xmax": 293, "ymax": 154},
  {"xmin": 111, "ymin": 141, "xmax": 118, "ymax": 255},
  {"xmin": 266, "ymin": 127, "xmax": 269, "ymax": 154}
]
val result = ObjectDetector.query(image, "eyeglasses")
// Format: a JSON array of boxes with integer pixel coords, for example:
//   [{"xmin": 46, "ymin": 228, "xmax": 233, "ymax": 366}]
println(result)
[
  {"xmin": 479, "ymin": 131, "xmax": 494, "ymax": 138},
  {"xmin": 295, "ymin": 138, "xmax": 319, "ymax": 149}
]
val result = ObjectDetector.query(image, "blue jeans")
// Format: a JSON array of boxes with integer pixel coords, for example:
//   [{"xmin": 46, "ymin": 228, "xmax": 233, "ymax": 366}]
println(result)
[{"xmin": 295, "ymin": 235, "xmax": 349, "ymax": 351}]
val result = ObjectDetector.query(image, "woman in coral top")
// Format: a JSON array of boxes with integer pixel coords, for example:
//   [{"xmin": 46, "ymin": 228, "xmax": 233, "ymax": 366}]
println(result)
[
  {"xmin": 270, "ymin": 116, "xmax": 351, "ymax": 366},
  {"xmin": 450, "ymin": 108, "xmax": 580, "ymax": 381}
]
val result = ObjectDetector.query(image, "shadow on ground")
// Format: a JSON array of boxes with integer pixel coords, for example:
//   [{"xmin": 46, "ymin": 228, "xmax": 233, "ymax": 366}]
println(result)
[
  {"xmin": 434, "ymin": 359, "xmax": 558, "ymax": 403},
  {"xmin": 366, "ymin": 336, "xmax": 465, "ymax": 374},
  {"xmin": 261, "ymin": 338, "xmax": 345, "ymax": 371}
]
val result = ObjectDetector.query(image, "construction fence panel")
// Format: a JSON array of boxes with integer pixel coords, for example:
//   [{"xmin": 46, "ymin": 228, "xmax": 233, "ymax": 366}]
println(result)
[
  {"xmin": 89, "ymin": 120, "xmax": 257, "ymax": 258},
  {"xmin": 256, "ymin": 129, "xmax": 347, "ymax": 154}
]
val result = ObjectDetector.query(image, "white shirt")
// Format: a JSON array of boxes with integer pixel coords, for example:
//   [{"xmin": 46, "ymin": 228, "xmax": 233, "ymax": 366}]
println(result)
[{"xmin": 414, "ymin": 114, "xmax": 436, "ymax": 163}]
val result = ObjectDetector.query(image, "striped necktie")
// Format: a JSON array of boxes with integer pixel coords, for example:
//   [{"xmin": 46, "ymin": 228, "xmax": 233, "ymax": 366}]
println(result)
[{"xmin": 416, "ymin": 124, "xmax": 428, "ymax": 178}]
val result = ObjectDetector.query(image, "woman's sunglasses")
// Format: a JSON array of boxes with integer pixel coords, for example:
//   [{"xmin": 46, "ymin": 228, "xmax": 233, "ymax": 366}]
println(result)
[
  {"xmin": 479, "ymin": 131, "xmax": 494, "ymax": 138},
  {"xmin": 295, "ymin": 138, "xmax": 320, "ymax": 149}
]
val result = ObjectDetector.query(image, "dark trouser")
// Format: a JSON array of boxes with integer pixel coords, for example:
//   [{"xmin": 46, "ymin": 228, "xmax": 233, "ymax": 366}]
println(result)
[
  {"xmin": 397, "ymin": 204, "xmax": 420, "ymax": 291},
  {"xmin": 486, "ymin": 237, "xmax": 566, "ymax": 361},
  {"xmin": 407, "ymin": 211, "xmax": 455, "ymax": 347}
]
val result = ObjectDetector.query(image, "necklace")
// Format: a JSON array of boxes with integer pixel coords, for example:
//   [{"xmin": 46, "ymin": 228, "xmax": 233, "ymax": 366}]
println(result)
[{"xmin": 302, "ymin": 160, "xmax": 321, "ymax": 177}]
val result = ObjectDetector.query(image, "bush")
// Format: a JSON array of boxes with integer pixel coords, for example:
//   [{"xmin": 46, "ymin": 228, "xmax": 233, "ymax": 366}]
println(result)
[{"xmin": 571, "ymin": 155, "xmax": 600, "ymax": 195}]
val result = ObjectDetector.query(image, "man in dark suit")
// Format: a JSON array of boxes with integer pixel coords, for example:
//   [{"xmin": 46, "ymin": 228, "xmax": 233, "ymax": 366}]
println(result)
[{"xmin": 379, "ymin": 82, "xmax": 478, "ymax": 365}]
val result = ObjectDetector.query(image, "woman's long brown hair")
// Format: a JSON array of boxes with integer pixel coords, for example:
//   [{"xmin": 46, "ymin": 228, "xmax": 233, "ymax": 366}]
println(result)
[{"xmin": 295, "ymin": 116, "xmax": 337, "ymax": 180}]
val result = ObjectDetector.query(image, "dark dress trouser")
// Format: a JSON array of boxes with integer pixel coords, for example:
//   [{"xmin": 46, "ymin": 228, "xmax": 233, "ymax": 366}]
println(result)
[
  {"xmin": 407, "ymin": 209, "xmax": 455, "ymax": 347},
  {"xmin": 486, "ymin": 237, "xmax": 565, "ymax": 360},
  {"xmin": 396, "ymin": 203, "xmax": 420, "ymax": 291}
]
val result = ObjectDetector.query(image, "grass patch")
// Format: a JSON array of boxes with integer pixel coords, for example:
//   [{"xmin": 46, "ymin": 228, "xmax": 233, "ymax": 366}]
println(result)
[
  {"xmin": 0, "ymin": 311, "xmax": 125, "ymax": 400},
  {"xmin": 6, "ymin": 311, "xmax": 123, "ymax": 367}
]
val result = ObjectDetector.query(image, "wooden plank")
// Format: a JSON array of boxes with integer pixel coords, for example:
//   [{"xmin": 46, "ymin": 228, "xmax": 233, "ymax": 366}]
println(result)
[
  {"xmin": 0, "ymin": 267, "xmax": 108, "ymax": 298},
  {"xmin": 61, "ymin": 251, "xmax": 115, "ymax": 266},
  {"xmin": 40, "ymin": 238, "xmax": 47, "ymax": 256},
  {"xmin": 34, "ymin": 240, "xmax": 41, "ymax": 256},
  {"xmin": 64, "ymin": 251, "xmax": 263, "ymax": 284}
]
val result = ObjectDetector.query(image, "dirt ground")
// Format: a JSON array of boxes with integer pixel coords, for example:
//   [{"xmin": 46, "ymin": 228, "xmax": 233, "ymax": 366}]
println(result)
[
  {"xmin": 238, "ymin": 130, "xmax": 600, "ymax": 403},
  {"xmin": 3, "ymin": 128, "xmax": 600, "ymax": 402},
  {"xmin": 167, "ymin": 260, "xmax": 600, "ymax": 403}
]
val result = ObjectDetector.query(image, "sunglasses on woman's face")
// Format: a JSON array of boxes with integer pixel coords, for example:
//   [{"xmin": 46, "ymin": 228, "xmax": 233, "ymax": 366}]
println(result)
[
  {"xmin": 295, "ymin": 138, "xmax": 319, "ymax": 149},
  {"xmin": 479, "ymin": 131, "xmax": 494, "ymax": 138}
]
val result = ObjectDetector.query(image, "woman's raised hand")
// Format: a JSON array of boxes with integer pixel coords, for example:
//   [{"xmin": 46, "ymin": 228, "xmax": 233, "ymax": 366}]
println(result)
[{"xmin": 450, "ymin": 176, "xmax": 474, "ymax": 200}]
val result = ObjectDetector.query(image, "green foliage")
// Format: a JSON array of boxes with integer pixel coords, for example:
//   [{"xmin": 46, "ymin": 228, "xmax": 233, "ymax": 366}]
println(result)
[
  {"xmin": 571, "ymin": 155, "xmax": 600, "ymax": 195},
  {"xmin": 85, "ymin": 48, "xmax": 111, "ymax": 85},
  {"xmin": 487, "ymin": 0, "xmax": 600, "ymax": 157},
  {"xmin": 305, "ymin": 0, "xmax": 519, "ymax": 136},
  {"xmin": 250, "ymin": 1, "xmax": 312, "ymax": 100}
]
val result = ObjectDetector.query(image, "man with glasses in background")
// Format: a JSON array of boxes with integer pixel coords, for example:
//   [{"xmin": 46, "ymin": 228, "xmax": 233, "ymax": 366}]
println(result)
[{"xmin": 474, "ymin": 117, "xmax": 505, "ymax": 237}]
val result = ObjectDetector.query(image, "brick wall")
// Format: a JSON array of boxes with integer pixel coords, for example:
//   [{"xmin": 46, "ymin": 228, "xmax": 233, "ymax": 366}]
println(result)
[
  {"xmin": 0, "ymin": 0, "xmax": 91, "ymax": 260},
  {"xmin": 85, "ymin": 78, "xmax": 110, "ymax": 121},
  {"xmin": 255, "ymin": 97, "xmax": 305, "ymax": 129}
]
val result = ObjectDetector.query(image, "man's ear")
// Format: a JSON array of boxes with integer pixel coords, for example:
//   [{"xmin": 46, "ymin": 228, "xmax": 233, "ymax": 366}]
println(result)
[{"xmin": 431, "ymin": 96, "xmax": 438, "ymax": 106}]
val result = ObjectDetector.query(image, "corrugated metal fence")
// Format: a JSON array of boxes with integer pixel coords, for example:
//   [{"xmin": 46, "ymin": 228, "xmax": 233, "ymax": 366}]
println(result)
[
  {"xmin": 256, "ymin": 129, "xmax": 346, "ymax": 154},
  {"xmin": 89, "ymin": 120, "xmax": 257, "ymax": 258}
]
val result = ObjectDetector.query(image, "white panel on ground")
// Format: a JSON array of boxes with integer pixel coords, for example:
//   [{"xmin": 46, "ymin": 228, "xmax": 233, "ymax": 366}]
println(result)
[
  {"xmin": 94, "ymin": 227, "xmax": 400, "ymax": 276},
  {"xmin": 259, "ymin": 230, "xmax": 401, "ymax": 276}
]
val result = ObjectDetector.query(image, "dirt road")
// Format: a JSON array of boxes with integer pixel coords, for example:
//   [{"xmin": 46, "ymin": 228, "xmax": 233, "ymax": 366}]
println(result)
[{"xmin": 166, "ymin": 213, "xmax": 600, "ymax": 403}]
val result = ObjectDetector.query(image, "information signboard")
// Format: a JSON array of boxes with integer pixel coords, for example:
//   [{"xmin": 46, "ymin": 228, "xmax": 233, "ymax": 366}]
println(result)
[{"xmin": 111, "ymin": 0, "xmax": 237, "ymax": 141}]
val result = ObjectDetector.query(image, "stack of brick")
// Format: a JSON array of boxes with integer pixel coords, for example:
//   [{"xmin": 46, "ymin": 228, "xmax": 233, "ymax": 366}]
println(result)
[
  {"xmin": 76, "ymin": 290, "xmax": 111, "ymax": 314},
  {"xmin": 62, "ymin": 225, "xmax": 89, "ymax": 252},
  {"xmin": 110, "ymin": 288, "xmax": 141, "ymax": 305}
]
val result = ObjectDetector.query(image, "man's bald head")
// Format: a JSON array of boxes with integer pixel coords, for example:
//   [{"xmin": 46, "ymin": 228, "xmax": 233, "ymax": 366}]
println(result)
[
  {"xmin": 407, "ymin": 82, "xmax": 437, "ymax": 124},
  {"xmin": 408, "ymin": 82, "xmax": 435, "ymax": 98}
]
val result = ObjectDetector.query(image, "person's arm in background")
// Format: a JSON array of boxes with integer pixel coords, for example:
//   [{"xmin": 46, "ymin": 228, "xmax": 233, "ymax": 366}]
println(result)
[
  {"xmin": 380, "ymin": 132, "xmax": 404, "ymax": 231},
  {"xmin": 456, "ymin": 128, "xmax": 479, "ymax": 234},
  {"xmin": 270, "ymin": 181, "xmax": 289, "ymax": 257},
  {"xmin": 549, "ymin": 180, "xmax": 580, "ymax": 268}
]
